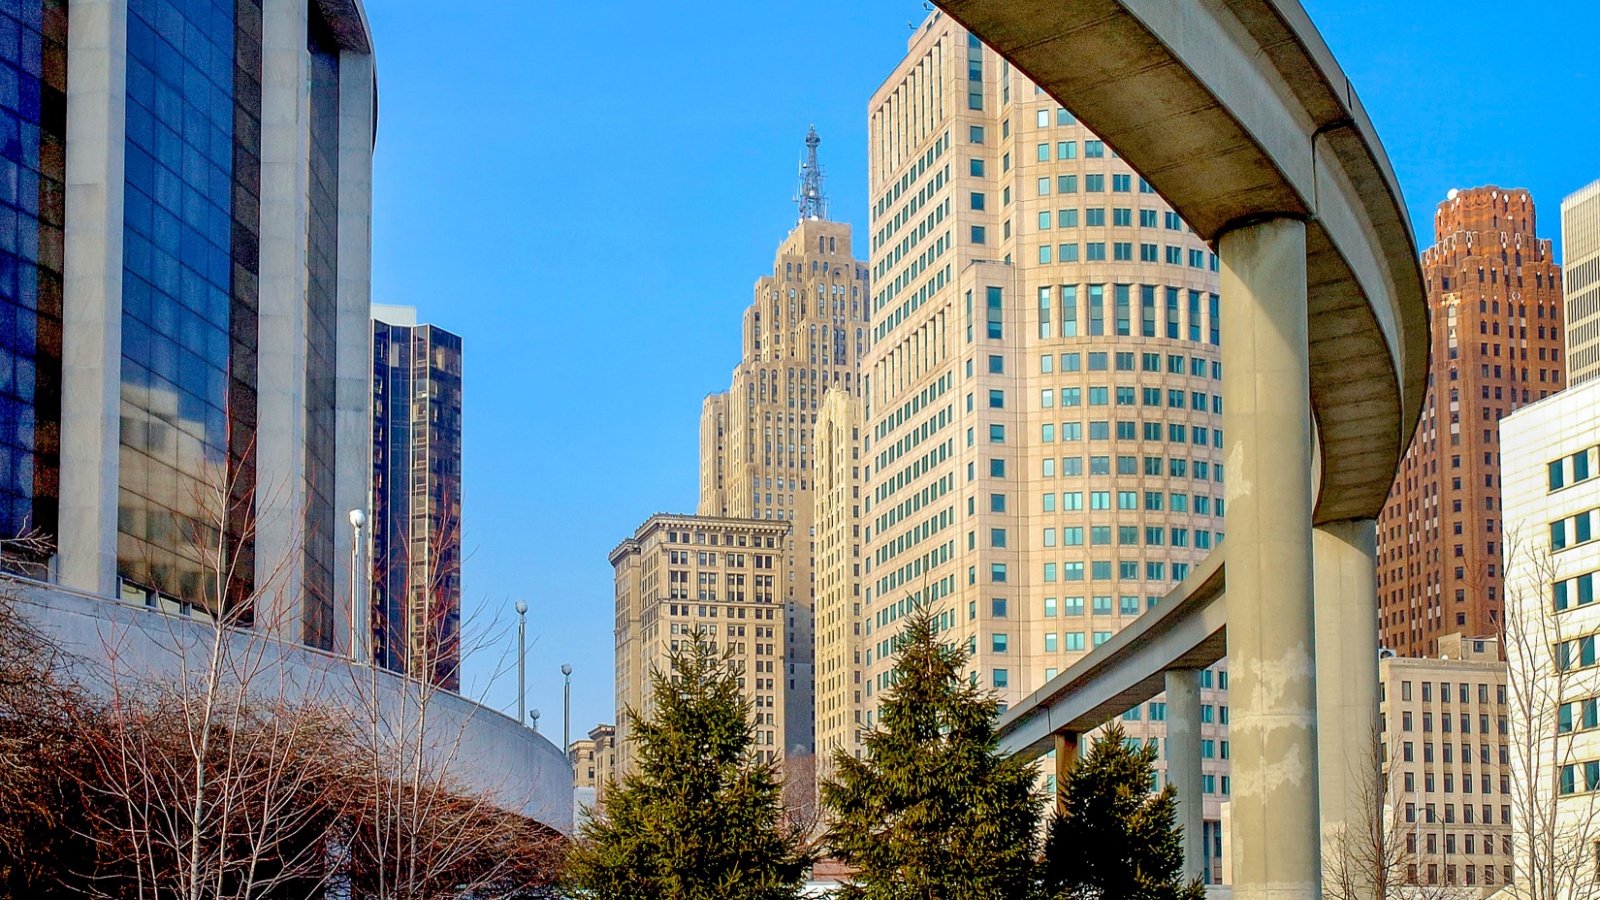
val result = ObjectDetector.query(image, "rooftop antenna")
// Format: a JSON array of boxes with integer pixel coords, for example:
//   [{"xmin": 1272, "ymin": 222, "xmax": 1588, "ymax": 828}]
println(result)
[{"xmin": 795, "ymin": 125, "xmax": 827, "ymax": 222}]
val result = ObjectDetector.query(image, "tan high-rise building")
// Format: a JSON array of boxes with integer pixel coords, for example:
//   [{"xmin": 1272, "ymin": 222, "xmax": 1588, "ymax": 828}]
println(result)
[
  {"xmin": 848, "ymin": 12, "xmax": 1230, "ymax": 880},
  {"xmin": 1377, "ymin": 188, "xmax": 1565, "ymax": 657},
  {"xmin": 609, "ymin": 514, "xmax": 791, "ymax": 778},
  {"xmin": 813, "ymin": 389, "xmax": 864, "ymax": 778},
  {"xmin": 1564, "ymin": 179, "xmax": 1600, "ymax": 385},
  {"xmin": 697, "ymin": 128, "xmax": 871, "ymax": 764},
  {"xmin": 1377, "ymin": 634, "xmax": 1511, "ymax": 894}
]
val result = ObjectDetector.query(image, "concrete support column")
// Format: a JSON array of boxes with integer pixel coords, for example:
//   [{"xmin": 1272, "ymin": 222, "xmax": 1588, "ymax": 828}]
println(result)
[
  {"xmin": 58, "ymin": 0, "xmax": 129, "ymax": 597},
  {"xmin": 1218, "ymin": 216, "xmax": 1320, "ymax": 899},
  {"xmin": 1313, "ymin": 518, "xmax": 1380, "ymax": 889},
  {"xmin": 254, "ymin": 0, "xmax": 311, "ymax": 638},
  {"xmin": 1053, "ymin": 731, "xmax": 1078, "ymax": 814},
  {"xmin": 1165, "ymin": 668, "xmax": 1206, "ymax": 884},
  {"xmin": 334, "ymin": 51, "xmax": 375, "ymax": 661}
]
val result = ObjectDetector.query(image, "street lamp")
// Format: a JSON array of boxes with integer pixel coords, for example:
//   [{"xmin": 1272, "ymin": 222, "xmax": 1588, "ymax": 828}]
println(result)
[
  {"xmin": 529, "ymin": 708, "xmax": 541, "ymax": 733},
  {"xmin": 561, "ymin": 663, "xmax": 573, "ymax": 754},
  {"xmin": 515, "ymin": 601, "xmax": 529, "ymax": 724},
  {"xmin": 347, "ymin": 509, "xmax": 366, "ymax": 664}
]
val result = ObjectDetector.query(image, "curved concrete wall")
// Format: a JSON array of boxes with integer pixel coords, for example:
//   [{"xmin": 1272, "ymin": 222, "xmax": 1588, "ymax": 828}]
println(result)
[{"xmin": 7, "ymin": 578, "xmax": 572, "ymax": 835}]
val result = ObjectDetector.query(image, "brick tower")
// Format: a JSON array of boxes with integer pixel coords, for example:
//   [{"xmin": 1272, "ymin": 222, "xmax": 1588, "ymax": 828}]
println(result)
[{"xmin": 1377, "ymin": 187, "xmax": 1566, "ymax": 656}]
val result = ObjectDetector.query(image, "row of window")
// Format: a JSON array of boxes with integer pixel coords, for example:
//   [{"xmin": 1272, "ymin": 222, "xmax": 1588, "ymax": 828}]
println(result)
[
  {"xmin": 1040, "ymin": 350, "xmax": 1218, "ymax": 379},
  {"xmin": 1549, "ymin": 445, "xmax": 1599, "ymax": 492},
  {"xmin": 1399, "ymin": 770, "xmax": 1509, "ymax": 795},
  {"xmin": 1040, "ymin": 386, "xmax": 1221, "ymax": 413},
  {"xmin": 1392, "ymin": 710, "xmax": 1507, "ymax": 735},
  {"xmin": 1033, "ymin": 205, "xmax": 1173, "ymax": 230},
  {"xmin": 1390, "ymin": 680, "xmax": 1506, "ymax": 704},
  {"xmin": 1393, "ymin": 740, "xmax": 1507, "ymax": 766},
  {"xmin": 1550, "ymin": 507, "xmax": 1600, "ymax": 552}
]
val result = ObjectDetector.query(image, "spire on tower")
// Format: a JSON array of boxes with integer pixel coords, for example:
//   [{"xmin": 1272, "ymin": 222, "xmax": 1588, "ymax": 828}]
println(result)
[{"xmin": 795, "ymin": 125, "xmax": 827, "ymax": 222}]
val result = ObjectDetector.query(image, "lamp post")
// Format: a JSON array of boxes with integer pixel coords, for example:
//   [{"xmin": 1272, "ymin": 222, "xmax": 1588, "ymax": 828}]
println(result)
[
  {"xmin": 347, "ymin": 509, "xmax": 366, "ymax": 664},
  {"xmin": 515, "ymin": 601, "xmax": 528, "ymax": 725},
  {"xmin": 529, "ymin": 708, "xmax": 541, "ymax": 733},
  {"xmin": 561, "ymin": 663, "xmax": 573, "ymax": 755}
]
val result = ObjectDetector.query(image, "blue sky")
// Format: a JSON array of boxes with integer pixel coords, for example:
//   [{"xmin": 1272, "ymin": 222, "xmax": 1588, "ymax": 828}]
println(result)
[{"xmin": 363, "ymin": 0, "xmax": 1599, "ymax": 740}]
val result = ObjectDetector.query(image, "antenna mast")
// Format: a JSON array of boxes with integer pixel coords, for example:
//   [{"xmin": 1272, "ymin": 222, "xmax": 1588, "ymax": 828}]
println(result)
[{"xmin": 795, "ymin": 125, "xmax": 827, "ymax": 222}]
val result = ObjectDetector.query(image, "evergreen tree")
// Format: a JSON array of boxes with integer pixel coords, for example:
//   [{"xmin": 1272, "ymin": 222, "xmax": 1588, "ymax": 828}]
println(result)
[
  {"xmin": 1042, "ymin": 723, "xmax": 1206, "ymax": 900},
  {"xmin": 822, "ymin": 603, "xmax": 1043, "ymax": 899},
  {"xmin": 564, "ymin": 631, "xmax": 809, "ymax": 900}
]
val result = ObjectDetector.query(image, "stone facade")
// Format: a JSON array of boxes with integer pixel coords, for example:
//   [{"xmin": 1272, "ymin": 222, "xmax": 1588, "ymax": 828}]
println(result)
[
  {"xmin": 1378, "ymin": 634, "xmax": 1512, "ymax": 894},
  {"xmin": 609, "ymin": 514, "xmax": 792, "ymax": 778}
]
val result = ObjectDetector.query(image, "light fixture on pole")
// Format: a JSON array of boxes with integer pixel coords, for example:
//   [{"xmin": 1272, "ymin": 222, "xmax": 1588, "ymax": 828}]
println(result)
[
  {"xmin": 515, "ymin": 601, "xmax": 529, "ymax": 725},
  {"xmin": 561, "ymin": 663, "xmax": 573, "ymax": 754},
  {"xmin": 529, "ymin": 708, "xmax": 541, "ymax": 733},
  {"xmin": 347, "ymin": 508, "xmax": 366, "ymax": 664}
]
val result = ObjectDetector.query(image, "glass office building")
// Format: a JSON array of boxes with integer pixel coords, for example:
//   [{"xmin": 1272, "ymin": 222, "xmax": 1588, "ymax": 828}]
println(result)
[
  {"xmin": 0, "ymin": 0, "xmax": 66, "ymax": 573},
  {"xmin": 372, "ymin": 305, "xmax": 463, "ymax": 690},
  {"xmin": 1, "ymin": 0, "xmax": 377, "ymax": 655}
]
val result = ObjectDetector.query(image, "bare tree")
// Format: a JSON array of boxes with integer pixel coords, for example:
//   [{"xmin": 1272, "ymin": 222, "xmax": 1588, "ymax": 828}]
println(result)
[
  {"xmin": 0, "ymin": 558, "xmax": 101, "ymax": 898},
  {"xmin": 80, "ymin": 458, "xmax": 361, "ymax": 900},
  {"xmin": 343, "ymin": 496, "xmax": 563, "ymax": 899},
  {"xmin": 1501, "ymin": 530, "xmax": 1600, "ymax": 900},
  {"xmin": 1324, "ymin": 722, "xmax": 1473, "ymax": 900}
]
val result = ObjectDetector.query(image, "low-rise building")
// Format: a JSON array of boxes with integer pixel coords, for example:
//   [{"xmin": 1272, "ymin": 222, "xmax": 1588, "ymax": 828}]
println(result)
[
  {"xmin": 610, "ymin": 514, "xmax": 792, "ymax": 778},
  {"xmin": 1379, "ymin": 633, "xmax": 1511, "ymax": 894}
]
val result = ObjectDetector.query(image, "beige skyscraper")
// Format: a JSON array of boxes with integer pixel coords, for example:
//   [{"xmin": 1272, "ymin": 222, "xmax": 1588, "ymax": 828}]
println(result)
[
  {"xmin": 813, "ymin": 389, "xmax": 864, "ymax": 778},
  {"xmin": 609, "ymin": 514, "xmax": 792, "ymax": 778},
  {"xmin": 1563, "ymin": 179, "xmax": 1600, "ymax": 385},
  {"xmin": 697, "ymin": 128, "xmax": 870, "ymax": 764},
  {"xmin": 844, "ymin": 12, "xmax": 1231, "ymax": 880}
]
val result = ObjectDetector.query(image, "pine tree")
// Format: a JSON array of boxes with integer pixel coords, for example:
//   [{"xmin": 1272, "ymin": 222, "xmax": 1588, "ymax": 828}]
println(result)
[
  {"xmin": 1042, "ymin": 723, "xmax": 1206, "ymax": 900},
  {"xmin": 564, "ymin": 631, "xmax": 809, "ymax": 900},
  {"xmin": 822, "ymin": 603, "xmax": 1044, "ymax": 899}
]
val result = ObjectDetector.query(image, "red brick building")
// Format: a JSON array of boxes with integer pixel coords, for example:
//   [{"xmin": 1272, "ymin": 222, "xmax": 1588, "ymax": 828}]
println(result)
[{"xmin": 1377, "ymin": 187, "xmax": 1565, "ymax": 656}]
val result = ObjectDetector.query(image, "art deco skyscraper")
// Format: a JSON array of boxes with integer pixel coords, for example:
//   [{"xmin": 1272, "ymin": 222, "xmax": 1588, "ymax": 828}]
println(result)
[
  {"xmin": 1564, "ymin": 179, "xmax": 1600, "ymax": 385},
  {"xmin": 371, "ymin": 305, "xmax": 463, "ymax": 690},
  {"xmin": 697, "ymin": 129, "xmax": 870, "ymax": 761},
  {"xmin": 0, "ymin": 0, "xmax": 376, "ymax": 655},
  {"xmin": 1377, "ymin": 187, "xmax": 1565, "ymax": 657},
  {"xmin": 847, "ymin": 13, "xmax": 1231, "ymax": 876}
]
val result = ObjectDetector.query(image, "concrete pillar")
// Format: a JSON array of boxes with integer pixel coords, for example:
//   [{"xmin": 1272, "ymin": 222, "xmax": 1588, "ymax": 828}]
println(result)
[
  {"xmin": 1053, "ymin": 731, "xmax": 1078, "ymax": 814},
  {"xmin": 1165, "ymin": 668, "xmax": 1206, "ymax": 883},
  {"xmin": 254, "ymin": 0, "xmax": 311, "ymax": 638},
  {"xmin": 334, "ymin": 50, "xmax": 376, "ymax": 661},
  {"xmin": 58, "ymin": 0, "xmax": 129, "ymax": 597},
  {"xmin": 1218, "ymin": 217, "xmax": 1320, "ymax": 899},
  {"xmin": 1313, "ymin": 518, "xmax": 1380, "ymax": 890}
]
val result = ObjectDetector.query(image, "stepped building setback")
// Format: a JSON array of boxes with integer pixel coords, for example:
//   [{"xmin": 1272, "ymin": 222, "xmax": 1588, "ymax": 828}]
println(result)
[{"xmin": 696, "ymin": 128, "xmax": 870, "ymax": 771}]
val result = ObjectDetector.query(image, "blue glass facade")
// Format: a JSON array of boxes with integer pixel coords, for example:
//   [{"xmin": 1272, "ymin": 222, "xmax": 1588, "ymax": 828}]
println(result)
[
  {"xmin": 372, "ymin": 319, "xmax": 463, "ymax": 690},
  {"xmin": 118, "ymin": 0, "xmax": 257, "ymax": 607},
  {"xmin": 0, "ymin": 0, "xmax": 65, "ymax": 570}
]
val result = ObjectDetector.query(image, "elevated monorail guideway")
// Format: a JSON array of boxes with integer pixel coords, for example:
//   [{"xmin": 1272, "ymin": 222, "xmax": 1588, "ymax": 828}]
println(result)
[{"xmin": 935, "ymin": 1, "xmax": 1427, "ymax": 895}]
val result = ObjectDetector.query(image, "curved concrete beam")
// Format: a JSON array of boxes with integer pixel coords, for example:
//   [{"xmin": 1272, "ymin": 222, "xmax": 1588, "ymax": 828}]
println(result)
[
  {"xmin": 996, "ymin": 549, "xmax": 1228, "ymax": 760},
  {"xmin": 933, "ymin": 0, "xmax": 1427, "ymax": 524}
]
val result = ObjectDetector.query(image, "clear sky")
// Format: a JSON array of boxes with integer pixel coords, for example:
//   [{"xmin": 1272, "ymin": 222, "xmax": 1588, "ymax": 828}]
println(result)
[{"xmin": 363, "ymin": 0, "xmax": 1599, "ymax": 742}]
